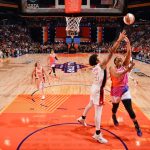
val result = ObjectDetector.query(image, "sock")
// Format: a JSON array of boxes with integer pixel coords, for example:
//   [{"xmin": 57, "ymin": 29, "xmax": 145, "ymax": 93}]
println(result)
[
  {"xmin": 133, "ymin": 120, "xmax": 140, "ymax": 130},
  {"xmin": 112, "ymin": 114, "xmax": 119, "ymax": 126},
  {"xmin": 96, "ymin": 130, "xmax": 101, "ymax": 135}
]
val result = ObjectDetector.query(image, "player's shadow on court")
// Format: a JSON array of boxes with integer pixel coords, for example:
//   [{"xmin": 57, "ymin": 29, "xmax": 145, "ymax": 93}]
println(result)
[
  {"xmin": 70, "ymin": 124, "xmax": 100, "ymax": 143},
  {"xmin": 71, "ymin": 125, "xmax": 94, "ymax": 136}
]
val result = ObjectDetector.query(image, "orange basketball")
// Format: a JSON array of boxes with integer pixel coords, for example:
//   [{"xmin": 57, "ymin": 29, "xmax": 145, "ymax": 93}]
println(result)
[{"xmin": 123, "ymin": 13, "xmax": 135, "ymax": 25}]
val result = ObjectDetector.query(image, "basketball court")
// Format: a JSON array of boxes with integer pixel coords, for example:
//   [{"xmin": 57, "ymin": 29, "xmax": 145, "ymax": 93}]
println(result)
[
  {"xmin": 0, "ymin": 53, "xmax": 150, "ymax": 150},
  {"xmin": 0, "ymin": 0, "xmax": 150, "ymax": 150}
]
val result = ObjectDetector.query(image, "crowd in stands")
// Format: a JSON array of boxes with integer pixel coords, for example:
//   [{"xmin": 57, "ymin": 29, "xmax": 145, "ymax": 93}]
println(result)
[
  {"xmin": 0, "ymin": 22, "xmax": 149, "ymax": 63},
  {"xmin": 0, "ymin": 24, "xmax": 39, "ymax": 58},
  {"xmin": 124, "ymin": 23, "xmax": 150, "ymax": 63}
]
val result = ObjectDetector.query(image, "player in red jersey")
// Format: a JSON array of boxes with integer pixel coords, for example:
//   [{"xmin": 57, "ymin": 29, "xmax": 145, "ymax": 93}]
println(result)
[{"xmin": 47, "ymin": 49, "xmax": 58, "ymax": 77}]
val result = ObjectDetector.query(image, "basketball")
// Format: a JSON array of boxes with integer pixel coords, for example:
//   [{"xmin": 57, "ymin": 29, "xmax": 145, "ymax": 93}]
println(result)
[{"xmin": 123, "ymin": 13, "xmax": 135, "ymax": 25}]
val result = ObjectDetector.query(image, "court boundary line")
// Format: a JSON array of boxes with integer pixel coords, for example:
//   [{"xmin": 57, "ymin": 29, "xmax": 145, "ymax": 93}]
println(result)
[
  {"xmin": 16, "ymin": 122, "xmax": 128, "ymax": 150},
  {"xmin": 0, "ymin": 95, "xmax": 18, "ymax": 114}
]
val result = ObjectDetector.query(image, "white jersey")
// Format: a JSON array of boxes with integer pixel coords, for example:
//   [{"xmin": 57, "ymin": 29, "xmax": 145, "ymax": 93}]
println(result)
[
  {"xmin": 92, "ymin": 64, "xmax": 104, "ymax": 86},
  {"xmin": 35, "ymin": 66, "xmax": 44, "ymax": 81},
  {"xmin": 90, "ymin": 64, "xmax": 105, "ymax": 105}
]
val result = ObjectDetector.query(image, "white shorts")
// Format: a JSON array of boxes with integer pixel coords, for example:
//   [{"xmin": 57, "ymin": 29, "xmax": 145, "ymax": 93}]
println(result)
[
  {"xmin": 51, "ymin": 64, "xmax": 55, "ymax": 67},
  {"xmin": 111, "ymin": 90, "xmax": 131, "ymax": 103}
]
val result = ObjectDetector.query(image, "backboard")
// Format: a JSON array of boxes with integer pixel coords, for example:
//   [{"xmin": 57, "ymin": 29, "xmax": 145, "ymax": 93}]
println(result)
[{"xmin": 21, "ymin": 0, "xmax": 127, "ymax": 16}]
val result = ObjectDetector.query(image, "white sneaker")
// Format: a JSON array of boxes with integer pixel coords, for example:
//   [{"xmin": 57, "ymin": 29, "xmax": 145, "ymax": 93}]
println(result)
[
  {"xmin": 92, "ymin": 133, "xmax": 108, "ymax": 144},
  {"xmin": 41, "ymin": 95, "xmax": 45, "ymax": 100},
  {"xmin": 77, "ymin": 117, "xmax": 87, "ymax": 126}
]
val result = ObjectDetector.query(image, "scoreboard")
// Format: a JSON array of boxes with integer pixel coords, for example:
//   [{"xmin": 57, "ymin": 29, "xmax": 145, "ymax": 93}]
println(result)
[{"xmin": 21, "ymin": 0, "xmax": 126, "ymax": 15}]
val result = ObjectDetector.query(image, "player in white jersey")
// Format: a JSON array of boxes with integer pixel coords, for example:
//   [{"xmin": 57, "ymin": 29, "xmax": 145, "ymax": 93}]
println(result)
[
  {"xmin": 32, "ymin": 61, "xmax": 49, "ymax": 100},
  {"xmin": 77, "ymin": 31, "xmax": 126, "ymax": 144}
]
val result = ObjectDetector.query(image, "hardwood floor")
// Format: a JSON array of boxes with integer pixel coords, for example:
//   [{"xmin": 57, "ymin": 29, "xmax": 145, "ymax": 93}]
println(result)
[{"xmin": 0, "ymin": 53, "xmax": 150, "ymax": 119}]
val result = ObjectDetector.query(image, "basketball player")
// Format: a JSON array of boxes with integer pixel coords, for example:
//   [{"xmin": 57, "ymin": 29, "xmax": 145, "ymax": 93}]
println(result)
[
  {"xmin": 109, "ymin": 37, "xmax": 142, "ymax": 137},
  {"xmin": 77, "ymin": 31, "xmax": 126, "ymax": 144},
  {"xmin": 32, "ymin": 61, "xmax": 49, "ymax": 100},
  {"xmin": 47, "ymin": 49, "xmax": 58, "ymax": 77}
]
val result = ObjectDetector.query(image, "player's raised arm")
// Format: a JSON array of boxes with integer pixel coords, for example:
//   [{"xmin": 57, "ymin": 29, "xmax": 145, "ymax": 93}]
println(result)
[
  {"xmin": 101, "ymin": 31, "xmax": 126, "ymax": 68},
  {"xmin": 123, "ymin": 37, "xmax": 132, "ymax": 67}
]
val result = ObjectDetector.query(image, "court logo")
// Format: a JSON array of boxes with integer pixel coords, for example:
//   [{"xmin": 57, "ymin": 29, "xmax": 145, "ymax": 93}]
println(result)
[{"xmin": 55, "ymin": 62, "xmax": 86, "ymax": 73}]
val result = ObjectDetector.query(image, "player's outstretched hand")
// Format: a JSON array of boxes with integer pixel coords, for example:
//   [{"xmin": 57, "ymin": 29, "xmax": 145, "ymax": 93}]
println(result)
[
  {"xmin": 118, "ymin": 30, "xmax": 127, "ymax": 41},
  {"xmin": 124, "ymin": 37, "xmax": 130, "ymax": 44}
]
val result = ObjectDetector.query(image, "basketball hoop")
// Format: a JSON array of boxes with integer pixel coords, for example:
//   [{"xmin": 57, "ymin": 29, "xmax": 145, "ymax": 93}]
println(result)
[{"xmin": 65, "ymin": 17, "xmax": 82, "ymax": 38}]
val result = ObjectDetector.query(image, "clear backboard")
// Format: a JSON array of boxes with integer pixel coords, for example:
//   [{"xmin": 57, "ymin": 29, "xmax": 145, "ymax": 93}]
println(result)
[{"xmin": 21, "ymin": 0, "xmax": 127, "ymax": 16}]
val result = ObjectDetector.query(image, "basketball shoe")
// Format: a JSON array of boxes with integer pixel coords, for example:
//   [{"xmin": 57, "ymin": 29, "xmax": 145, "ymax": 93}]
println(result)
[
  {"xmin": 77, "ymin": 117, "xmax": 87, "ymax": 126},
  {"xmin": 134, "ymin": 121, "xmax": 142, "ymax": 137},
  {"xmin": 41, "ymin": 95, "xmax": 45, "ymax": 100},
  {"xmin": 92, "ymin": 133, "xmax": 108, "ymax": 144}
]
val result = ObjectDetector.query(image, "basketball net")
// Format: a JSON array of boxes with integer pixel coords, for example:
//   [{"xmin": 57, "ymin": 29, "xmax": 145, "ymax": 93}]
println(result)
[
  {"xmin": 65, "ymin": 0, "xmax": 82, "ymax": 39},
  {"xmin": 65, "ymin": 17, "xmax": 82, "ymax": 38}
]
